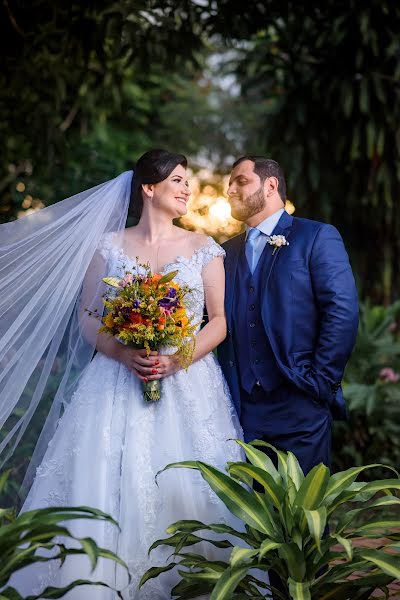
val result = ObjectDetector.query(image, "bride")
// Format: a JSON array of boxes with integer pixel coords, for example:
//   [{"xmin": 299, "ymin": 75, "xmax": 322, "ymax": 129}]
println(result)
[{"xmin": 2, "ymin": 150, "xmax": 244, "ymax": 599}]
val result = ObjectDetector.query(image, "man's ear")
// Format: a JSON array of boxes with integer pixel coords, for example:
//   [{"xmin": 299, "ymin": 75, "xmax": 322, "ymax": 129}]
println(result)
[
  {"xmin": 142, "ymin": 183, "xmax": 154, "ymax": 199},
  {"xmin": 264, "ymin": 176, "xmax": 279, "ymax": 197}
]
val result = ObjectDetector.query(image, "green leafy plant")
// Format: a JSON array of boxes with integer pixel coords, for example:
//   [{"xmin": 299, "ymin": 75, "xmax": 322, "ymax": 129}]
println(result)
[
  {"xmin": 0, "ymin": 471, "xmax": 129, "ymax": 599},
  {"xmin": 141, "ymin": 440, "xmax": 400, "ymax": 600},
  {"xmin": 334, "ymin": 300, "xmax": 400, "ymax": 475}
]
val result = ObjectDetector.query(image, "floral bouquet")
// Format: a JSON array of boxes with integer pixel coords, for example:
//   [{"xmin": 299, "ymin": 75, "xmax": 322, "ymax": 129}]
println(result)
[{"xmin": 99, "ymin": 262, "xmax": 197, "ymax": 402}]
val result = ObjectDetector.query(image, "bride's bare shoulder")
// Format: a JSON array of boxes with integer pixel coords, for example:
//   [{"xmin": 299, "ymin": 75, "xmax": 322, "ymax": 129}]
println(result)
[{"xmin": 176, "ymin": 227, "xmax": 210, "ymax": 251}]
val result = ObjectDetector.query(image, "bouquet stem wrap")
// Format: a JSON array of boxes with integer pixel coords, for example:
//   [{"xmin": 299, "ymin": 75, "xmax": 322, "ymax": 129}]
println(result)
[{"xmin": 143, "ymin": 379, "xmax": 161, "ymax": 402}]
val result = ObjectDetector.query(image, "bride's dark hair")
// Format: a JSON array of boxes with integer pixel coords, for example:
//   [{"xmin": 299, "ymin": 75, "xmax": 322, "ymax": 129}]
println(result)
[{"xmin": 129, "ymin": 149, "xmax": 188, "ymax": 221}]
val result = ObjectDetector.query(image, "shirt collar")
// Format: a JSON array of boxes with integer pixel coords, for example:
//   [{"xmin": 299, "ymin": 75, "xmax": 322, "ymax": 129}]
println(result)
[{"xmin": 245, "ymin": 208, "xmax": 285, "ymax": 239}]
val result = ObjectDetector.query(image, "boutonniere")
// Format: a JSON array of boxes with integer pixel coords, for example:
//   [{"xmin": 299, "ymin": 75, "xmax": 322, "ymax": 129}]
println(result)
[{"xmin": 267, "ymin": 234, "xmax": 289, "ymax": 255}]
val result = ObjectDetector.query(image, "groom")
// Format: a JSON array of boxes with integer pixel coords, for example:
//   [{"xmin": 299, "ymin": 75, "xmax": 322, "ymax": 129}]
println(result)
[{"xmin": 218, "ymin": 156, "xmax": 359, "ymax": 473}]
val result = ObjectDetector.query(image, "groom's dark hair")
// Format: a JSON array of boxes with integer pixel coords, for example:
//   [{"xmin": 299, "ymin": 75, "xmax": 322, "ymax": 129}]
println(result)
[{"xmin": 233, "ymin": 156, "xmax": 287, "ymax": 202}]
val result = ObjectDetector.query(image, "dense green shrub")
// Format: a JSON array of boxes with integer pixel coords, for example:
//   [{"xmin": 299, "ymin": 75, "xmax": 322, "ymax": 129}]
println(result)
[
  {"xmin": 0, "ymin": 472, "xmax": 128, "ymax": 599},
  {"xmin": 142, "ymin": 440, "xmax": 400, "ymax": 600},
  {"xmin": 333, "ymin": 301, "xmax": 400, "ymax": 476}
]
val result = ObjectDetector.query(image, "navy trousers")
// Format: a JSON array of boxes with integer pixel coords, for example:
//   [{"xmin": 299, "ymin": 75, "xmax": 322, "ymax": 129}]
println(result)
[
  {"xmin": 241, "ymin": 381, "xmax": 332, "ymax": 599},
  {"xmin": 240, "ymin": 380, "xmax": 332, "ymax": 473}
]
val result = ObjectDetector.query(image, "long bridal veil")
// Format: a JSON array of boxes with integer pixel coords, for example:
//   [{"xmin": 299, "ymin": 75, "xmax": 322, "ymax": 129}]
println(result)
[{"xmin": 0, "ymin": 170, "xmax": 133, "ymax": 496}]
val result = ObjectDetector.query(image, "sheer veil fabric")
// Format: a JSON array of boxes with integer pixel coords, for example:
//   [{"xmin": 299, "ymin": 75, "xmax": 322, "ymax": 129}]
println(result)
[{"xmin": 0, "ymin": 170, "xmax": 133, "ymax": 494}]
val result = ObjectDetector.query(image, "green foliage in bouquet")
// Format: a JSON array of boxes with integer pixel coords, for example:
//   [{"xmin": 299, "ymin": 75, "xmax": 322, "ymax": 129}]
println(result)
[
  {"xmin": 141, "ymin": 440, "xmax": 400, "ymax": 600},
  {"xmin": 334, "ymin": 300, "xmax": 400, "ymax": 475},
  {"xmin": 0, "ymin": 472, "xmax": 128, "ymax": 599}
]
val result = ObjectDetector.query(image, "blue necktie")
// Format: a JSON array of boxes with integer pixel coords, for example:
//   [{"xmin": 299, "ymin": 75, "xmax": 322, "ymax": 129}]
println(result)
[{"xmin": 245, "ymin": 228, "xmax": 262, "ymax": 273}]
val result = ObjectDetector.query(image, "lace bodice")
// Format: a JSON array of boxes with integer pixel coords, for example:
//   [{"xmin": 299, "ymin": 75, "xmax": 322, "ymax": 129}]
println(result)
[{"xmin": 99, "ymin": 234, "xmax": 225, "ymax": 330}]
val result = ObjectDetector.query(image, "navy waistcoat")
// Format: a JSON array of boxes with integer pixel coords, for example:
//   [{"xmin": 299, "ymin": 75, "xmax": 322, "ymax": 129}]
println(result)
[{"xmin": 233, "ymin": 242, "xmax": 284, "ymax": 394}]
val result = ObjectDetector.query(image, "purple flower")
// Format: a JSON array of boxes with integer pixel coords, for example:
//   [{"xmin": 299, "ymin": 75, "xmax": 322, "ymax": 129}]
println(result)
[
  {"xmin": 158, "ymin": 296, "xmax": 178, "ymax": 309},
  {"xmin": 133, "ymin": 300, "xmax": 140, "ymax": 308},
  {"xmin": 166, "ymin": 287, "xmax": 177, "ymax": 298}
]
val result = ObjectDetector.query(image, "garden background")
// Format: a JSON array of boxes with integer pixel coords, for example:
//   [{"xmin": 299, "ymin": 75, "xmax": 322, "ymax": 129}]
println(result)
[{"xmin": 1, "ymin": 1, "xmax": 400, "ymax": 597}]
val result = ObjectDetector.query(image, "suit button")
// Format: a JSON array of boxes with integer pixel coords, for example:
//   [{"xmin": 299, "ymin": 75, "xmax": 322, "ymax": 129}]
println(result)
[
  {"xmin": 227, "ymin": 329, "xmax": 231, "ymax": 337},
  {"xmin": 229, "ymin": 360, "xmax": 235, "ymax": 367},
  {"xmin": 254, "ymin": 358, "xmax": 260, "ymax": 364},
  {"xmin": 249, "ymin": 286, "xmax": 254, "ymax": 293},
  {"xmin": 249, "ymin": 304, "xmax": 255, "ymax": 310},
  {"xmin": 251, "ymin": 339, "xmax": 256, "ymax": 347},
  {"xmin": 249, "ymin": 322, "xmax": 256, "ymax": 328}
]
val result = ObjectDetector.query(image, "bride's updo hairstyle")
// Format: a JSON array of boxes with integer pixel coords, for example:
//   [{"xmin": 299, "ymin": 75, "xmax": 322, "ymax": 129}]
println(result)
[{"xmin": 129, "ymin": 149, "xmax": 187, "ymax": 221}]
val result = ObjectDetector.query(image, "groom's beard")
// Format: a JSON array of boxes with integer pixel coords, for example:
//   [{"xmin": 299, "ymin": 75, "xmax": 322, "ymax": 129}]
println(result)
[{"xmin": 229, "ymin": 186, "xmax": 266, "ymax": 222}]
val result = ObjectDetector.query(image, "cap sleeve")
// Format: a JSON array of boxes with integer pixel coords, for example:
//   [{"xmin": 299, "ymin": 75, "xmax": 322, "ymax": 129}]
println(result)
[{"xmin": 195, "ymin": 236, "xmax": 225, "ymax": 270}]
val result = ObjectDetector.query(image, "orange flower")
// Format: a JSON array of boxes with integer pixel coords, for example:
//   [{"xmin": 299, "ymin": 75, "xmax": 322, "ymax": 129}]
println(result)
[
  {"xmin": 129, "ymin": 312, "xmax": 143, "ymax": 325},
  {"xmin": 157, "ymin": 315, "xmax": 166, "ymax": 331}
]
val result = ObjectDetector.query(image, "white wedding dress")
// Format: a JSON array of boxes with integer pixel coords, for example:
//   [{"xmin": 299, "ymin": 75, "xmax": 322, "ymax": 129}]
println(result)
[{"xmin": 12, "ymin": 236, "xmax": 245, "ymax": 599}]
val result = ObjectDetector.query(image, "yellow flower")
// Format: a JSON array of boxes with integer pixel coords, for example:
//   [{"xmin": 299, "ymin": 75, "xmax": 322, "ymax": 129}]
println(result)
[{"xmin": 104, "ymin": 313, "xmax": 115, "ymax": 328}]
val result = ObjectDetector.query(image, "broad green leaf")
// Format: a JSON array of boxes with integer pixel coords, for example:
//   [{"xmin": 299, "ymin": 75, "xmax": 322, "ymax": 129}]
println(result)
[
  {"xmin": 79, "ymin": 537, "xmax": 99, "ymax": 572},
  {"xmin": 287, "ymin": 452, "xmax": 304, "ymax": 491},
  {"xmin": 303, "ymin": 507, "xmax": 327, "ymax": 554},
  {"xmin": 165, "ymin": 520, "xmax": 251, "ymax": 545},
  {"xmin": 166, "ymin": 520, "xmax": 208, "ymax": 534},
  {"xmin": 325, "ymin": 485, "xmax": 367, "ymax": 516},
  {"xmin": 148, "ymin": 532, "xmax": 209, "ymax": 554},
  {"xmin": 331, "ymin": 534, "xmax": 353, "ymax": 560},
  {"xmin": 210, "ymin": 566, "xmax": 249, "ymax": 600},
  {"xmin": 354, "ymin": 519, "xmax": 400, "ymax": 533},
  {"xmin": 24, "ymin": 579, "xmax": 124, "ymax": 599},
  {"xmin": 160, "ymin": 460, "xmax": 278, "ymax": 536},
  {"xmin": 233, "ymin": 439, "xmax": 281, "ymax": 483},
  {"xmin": 139, "ymin": 563, "xmax": 177, "ymax": 588},
  {"xmin": 259, "ymin": 539, "xmax": 283, "ymax": 560},
  {"xmin": 178, "ymin": 568, "xmax": 221, "ymax": 582},
  {"xmin": 366, "ymin": 495, "xmax": 400, "ymax": 509},
  {"xmin": 253, "ymin": 491, "xmax": 282, "ymax": 540},
  {"xmin": 227, "ymin": 463, "xmax": 284, "ymax": 508},
  {"xmin": 250, "ymin": 440, "xmax": 288, "ymax": 480},
  {"xmin": 354, "ymin": 479, "xmax": 400, "ymax": 497},
  {"xmin": 230, "ymin": 546, "xmax": 259, "ymax": 568},
  {"xmin": 296, "ymin": 464, "xmax": 330, "ymax": 510},
  {"xmin": 360, "ymin": 549, "xmax": 400, "ymax": 579},
  {"xmin": 177, "ymin": 557, "xmax": 226, "ymax": 572},
  {"xmin": 324, "ymin": 465, "xmax": 399, "ymax": 502},
  {"xmin": 278, "ymin": 543, "xmax": 306, "ymax": 581},
  {"xmin": 288, "ymin": 577, "xmax": 311, "ymax": 600}
]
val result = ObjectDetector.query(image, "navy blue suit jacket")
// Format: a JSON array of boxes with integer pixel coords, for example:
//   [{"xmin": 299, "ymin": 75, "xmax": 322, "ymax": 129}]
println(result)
[{"xmin": 218, "ymin": 210, "xmax": 359, "ymax": 420}]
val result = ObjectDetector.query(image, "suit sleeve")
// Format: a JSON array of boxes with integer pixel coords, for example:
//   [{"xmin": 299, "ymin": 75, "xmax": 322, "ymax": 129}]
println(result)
[{"xmin": 308, "ymin": 224, "xmax": 359, "ymax": 401}]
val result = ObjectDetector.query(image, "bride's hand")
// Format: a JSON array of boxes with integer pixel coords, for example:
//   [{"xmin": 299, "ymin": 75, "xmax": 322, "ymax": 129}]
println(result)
[
  {"xmin": 116, "ymin": 346, "xmax": 159, "ymax": 381},
  {"xmin": 146, "ymin": 354, "xmax": 181, "ymax": 380}
]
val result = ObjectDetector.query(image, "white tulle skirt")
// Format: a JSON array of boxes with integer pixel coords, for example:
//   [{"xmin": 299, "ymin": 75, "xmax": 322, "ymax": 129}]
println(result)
[{"xmin": 11, "ymin": 351, "xmax": 245, "ymax": 599}]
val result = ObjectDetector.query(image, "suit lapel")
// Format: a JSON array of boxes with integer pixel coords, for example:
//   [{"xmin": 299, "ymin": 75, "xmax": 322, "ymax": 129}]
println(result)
[
  {"xmin": 264, "ymin": 210, "xmax": 294, "ymax": 289},
  {"xmin": 225, "ymin": 233, "xmax": 245, "ymax": 329}
]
